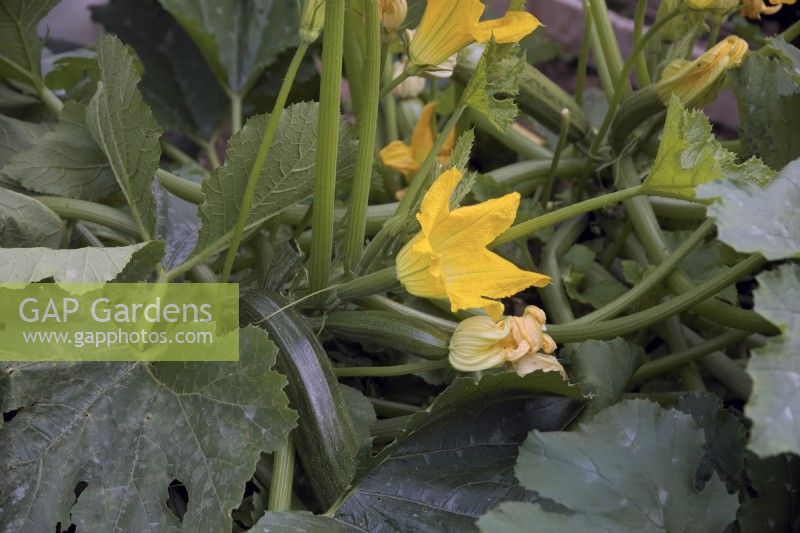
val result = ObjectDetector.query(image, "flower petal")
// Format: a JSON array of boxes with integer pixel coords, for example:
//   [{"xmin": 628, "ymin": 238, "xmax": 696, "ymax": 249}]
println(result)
[
  {"xmin": 380, "ymin": 140, "xmax": 419, "ymax": 177},
  {"xmin": 410, "ymin": 0, "xmax": 485, "ymax": 66},
  {"xmin": 472, "ymin": 11, "xmax": 541, "ymax": 44},
  {"xmin": 441, "ymin": 248, "xmax": 551, "ymax": 317},
  {"xmin": 416, "ymin": 167, "xmax": 462, "ymax": 237},
  {"xmin": 429, "ymin": 192, "xmax": 520, "ymax": 252},
  {"xmin": 410, "ymin": 101, "xmax": 438, "ymax": 164}
]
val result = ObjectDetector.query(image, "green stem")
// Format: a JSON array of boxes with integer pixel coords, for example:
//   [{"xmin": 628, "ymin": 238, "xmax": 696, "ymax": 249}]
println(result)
[
  {"xmin": 575, "ymin": 6, "xmax": 593, "ymax": 105},
  {"xmin": 337, "ymin": 266, "xmax": 398, "ymax": 301},
  {"xmin": 542, "ymin": 109, "xmax": 571, "ymax": 206},
  {"xmin": 335, "ymin": 359, "xmax": 448, "ymax": 377},
  {"xmin": 39, "ymin": 85, "xmax": 63, "ymax": 115},
  {"xmin": 268, "ymin": 439, "xmax": 296, "ymax": 511},
  {"xmin": 630, "ymin": 329, "xmax": 749, "ymax": 385},
  {"xmin": 221, "ymin": 43, "xmax": 310, "ymax": 282},
  {"xmin": 343, "ymin": 0, "xmax": 381, "ymax": 270},
  {"xmin": 780, "ymin": 18, "xmax": 800, "ymax": 43},
  {"xmin": 230, "ymin": 92, "xmax": 243, "ymax": 133},
  {"xmin": 379, "ymin": 65, "xmax": 421, "ymax": 99},
  {"xmin": 368, "ymin": 398, "xmax": 420, "ymax": 417},
  {"xmin": 547, "ymin": 253, "xmax": 766, "ymax": 343},
  {"xmin": 588, "ymin": 0, "xmax": 627, "ymax": 94},
  {"xmin": 357, "ymin": 295, "xmax": 459, "ymax": 332},
  {"xmin": 309, "ymin": 0, "xmax": 346, "ymax": 301},
  {"xmin": 574, "ymin": 219, "xmax": 715, "ymax": 324},
  {"xmin": 632, "ymin": 0, "xmax": 651, "ymax": 86},
  {"xmin": 539, "ymin": 217, "xmax": 585, "ymax": 324},
  {"xmin": 37, "ymin": 196, "xmax": 141, "ymax": 237},
  {"xmin": 649, "ymin": 197, "xmax": 706, "ymax": 220},
  {"xmin": 471, "ymin": 111, "xmax": 552, "ymax": 160},
  {"xmin": 395, "ymin": 106, "xmax": 465, "ymax": 217},
  {"xmin": 155, "ymin": 168, "xmax": 204, "ymax": 203},
  {"xmin": 587, "ymin": 8, "xmax": 614, "ymax": 96},
  {"xmin": 493, "ymin": 185, "xmax": 644, "ymax": 247},
  {"xmin": 381, "ymin": 49, "xmax": 400, "ymax": 143}
]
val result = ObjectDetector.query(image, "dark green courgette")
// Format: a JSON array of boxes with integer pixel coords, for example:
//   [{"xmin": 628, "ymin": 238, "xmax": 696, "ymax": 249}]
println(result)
[
  {"xmin": 240, "ymin": 289, "xmax": 359, "ymax": 508},
  {"xmin": 321, "ymin": 311, "xmax": 450, "ymax": 360}
]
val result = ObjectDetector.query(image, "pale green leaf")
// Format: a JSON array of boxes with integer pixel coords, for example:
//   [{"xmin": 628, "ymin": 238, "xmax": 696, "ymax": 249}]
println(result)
[
  {"xmin": 560, "ymin": 244, "xmax": 628, "ymax": 309},
  {"xmin": 189, "ymin": 102, "xmax": 356, "ymax": 263},
  {"xmin": 461, "ymin": 39, "xmax": 525, "ymax": 131},
  {"xmin": 0, "ymin": 241, "xmax": 164, "ymax": 284},
  {"xmin": 480, "ymin": 400, "xmax": 739, "ymax": 532},
  {"xmin": 5, "ymin": 101, "xmax": 117, "ymax": 200},
  {"xmin": 91, "ymin": 0, "xmax": 226, "ymax": 137},
  {"xmin": 490, "ymin": 400, "xmax": 738, "ymax": 533},
  {"xmin": 87, "ymin": 34, "xmax": 162, "ymax": 240},
  {"xmin": 0, "ymin": 0, "xmax": 58, "ymax": 86},
  {"xmin": 158, "ymin": 0, "xmax": 299, "ymax": 94},
  {"xmin": 0, "ymin": 326, "xmax": 296, "ymax": 532},
  {"xmin": 252, "ymin": 512, "xmax": 362, "ymax": 532},
  {"xmin": 0, "ymin": 187, "xmax": 64, "ymax": 247},
  {"xmin": 643, "ymin": 95, "xmax": 773, "ymax": 200},
  {"xmin": 0, "ymin": 113, "xmax": 48, "ymax": 167},
  {"xmin": 746, "ymin": 264, "xmax": 800, "ymax": 457},
  {"xmin": 697, "ymin": 158, "xmax": 800, "ymax": 261},
  {"xmin": 731, "ymin": 38, "xmax": 800, "ymax": 170}
]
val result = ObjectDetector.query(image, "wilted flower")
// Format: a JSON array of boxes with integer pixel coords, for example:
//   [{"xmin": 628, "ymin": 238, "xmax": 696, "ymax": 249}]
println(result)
[
  {"xmin": 379, "ymin": 0, "xmax": 407, "ymax": 34},
  {"xmin": 449, "ymin": 305, "xmax": 565, "ymax": 377},
  {"xmin": 396, "ymin": 168, "xmax": 551, "ymax": 319},
  {"xmin": 380, "ymin": 101, "xmax": 454, "ymax": 179},
  {"xmin": 407, "ymin": 0, "xmax": 540, "ymax": 69},
  {"xmin": 300, "ymin": 0, "xmax": 326, "ymax": 43},
  {"xmin": 740, "ymin": 0, "xmax": 793, "ymax": 18},
  {"xmin": 655, "ymin": 35, "xmax": 748, "ymax": 107}
]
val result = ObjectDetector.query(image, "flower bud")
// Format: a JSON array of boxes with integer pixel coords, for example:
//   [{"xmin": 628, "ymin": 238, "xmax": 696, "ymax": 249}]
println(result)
[
  {"xmin": 300, "ymin": 0, "xmax": 326, "ymax": 44},
  {"xmin": 379, "ymin": 0, "xmax": 407, "ymax": 34},
  {"xmin": 655, "ymin": 35, "xmax": 748, "ymax": 107}
]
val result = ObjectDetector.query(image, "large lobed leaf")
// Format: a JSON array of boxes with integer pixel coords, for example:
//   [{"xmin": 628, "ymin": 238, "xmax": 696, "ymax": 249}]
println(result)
[
  {"xmin": 0, "ymin": 113, "xmax": 48, "ymax": 170},
  {"xmin": 746, "ymin": 264, "xmax": 800, "ymax": 457},
  {"xmin": 0, "ymin": 0, "xmax": 58, "ymax": 87},
  {"xmin": 479, "ymin": 400, "xmax": 739, "ymax": 532},
  {"xmin": 0, "ymin": 187, "xmax": 64, "ymax": 247},
  {"xmin": 189, "ymin": 102, "xmax": 356, "ymax": 263},
  {"xmin": 0, "ymin": 241, "xmax": 164, "ymax": 285},
  {"xmin": 4, "ymin": 101, "xmax": 117, "ymax": 200},
  {"xmin": 643, "ymin": 95, "xmax": 773, "ymax": 200},
  {"xmin": 87, "ymin": 34, "xmax": 162, "ymax": 240},
  {"xmin": 698, "ymin": 157, "xmax": 800, "ymax": 261},
  {"xmin": 0, "ymin": 326, "xmax": 296, "ymax": 532},
  {"xmin": 91, "ymin": 0, "xmax": 226, "ymax": 137},
  {"xmin": 158, "ymin": 0, "xmax": 298, "ymax": 94},
  {"xmin": 329, "ymin": 372, "xmax": 582, "ymax": 532},
  {"xmin": 731, "ymin": 38, "xmax": 800, "ymax": 170}
]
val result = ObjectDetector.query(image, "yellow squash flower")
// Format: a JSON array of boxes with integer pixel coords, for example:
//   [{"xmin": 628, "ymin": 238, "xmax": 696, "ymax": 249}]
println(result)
[
  {"xmin": 408, "ymin": 0, "xmax": 541, "ymax": 68},
  {"xmin": 449, "ymin": 305, "xmax": 565, "ymax": 378},
  {"xmin": 379, "ymin": 101, "xmax": 455, "ymax": 179},
  {"xmin": 740, "ymin": 0, "xmax": 792, "ymax": 18},
  {"xmin": 655, "ymin": 36, "xmax": 748, "ymax": 107},
  {"xmin": 396, "ymin": 168, "xmax": 551, "ymax": 319}
]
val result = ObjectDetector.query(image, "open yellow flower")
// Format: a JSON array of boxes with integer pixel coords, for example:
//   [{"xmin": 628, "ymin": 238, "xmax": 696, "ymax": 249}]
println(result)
[
  {"xmin": 379, "ymin": 101, "xmax": 455, "ymax": 180},
  {"xmin": 655, "ymin": 36, "xmax": 748, "ymax": 107},
  {"xmin": 449, "ymin": 305, "xmax": 565, "ymax": 378},
  {"xmin": 740, "ymin": 0, "xmax": 792, "ymax": 18},
  {"xmin": 408, "ymin": 0, "xmax": 541, "ymax": 68},
  {"xmin": 396, "ymin": 168, "xmax": 551, "ymax": 319}
]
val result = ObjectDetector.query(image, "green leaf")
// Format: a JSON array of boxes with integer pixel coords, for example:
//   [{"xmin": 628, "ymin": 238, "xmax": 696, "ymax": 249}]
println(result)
[
  {"xmin": 158, "ymin": 0, "xmax": 299, "ymax": 94},
  {"xmin": 0, "ymin": 0, "xmax": 58, "ymax": 87},
  {"xmin": 252, "ymin": 512, "xmax": 362, "ymax": 532},
  {"xmin": 675, "ymin": 393, "xmax": 747, "ymax": 491},
  {"xmin": 43, "ymin": 50, "xmax": 99, "ymax": 102},
  {"xmin": 0, "ymin": 326, "xmax": 296, "ymax": 532},
  {"xmin": 731, "ymin": 38, "xmax": 800, "ymax": 170},
  {"xmin": 560, "ymin": 244, "xmax": 628, "ymax": 309},
  {"xmin": 746, "ymin": 264, "xmax": 800, "ymax": 457},
  {"xmin": 189, "ymin": 102, "xmax": 356, "ymax": 264},
  {"xmin": 697, "ymin": 157, "xmax": 800, "ymax": 261},
  {"xmin": 4, "ymin": 101, "xmax": 117, "ymax": 200},
  {"xmin": 663, "ymin": 230, "xmax": 738, "ymax": 304},
  {"xmin": 0, "ymin": 187, "xmax": 64, "ymax": 247},
  {"xmin": 338, "ymin": 384, "xmax": 377, "ymax": 459},
  {"xmin": 87, "ymin": 34, "xmax": 162, "ymax": 241},
  {"xmin": 461, "ymin": 39, "xmax": 525, "ymax": 131},
  {"xmin": 738, "ymin": 452, "xmax": 800, "ymax": 532},
  {"xmin": 330, "ymin": 372, "xmax": 582, "ymax": 531},
  {"xmin": 481, "ymin": 400, "xmax": 739, "ymax": 532},
  {"xmin": 0, "ymin": 241, "xmax": 164, "ymax": 284},
  {"xmin": 91, "ymin": 0, "xmax": 227, "ymax": 137},
  {"xmin": 0, "ymin": 113, "xmax": 49, "ymax": 186},
  {"xmin": 643, "ymin": 95, "xmax": 774, "ymax": 200},
  {"xmin": 154, "ymin": 171, "xmax": 201, "ymax": 270},
  {"xmin": 571, "ymin": 338, "xmax": 645, "ymax": 418}
]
